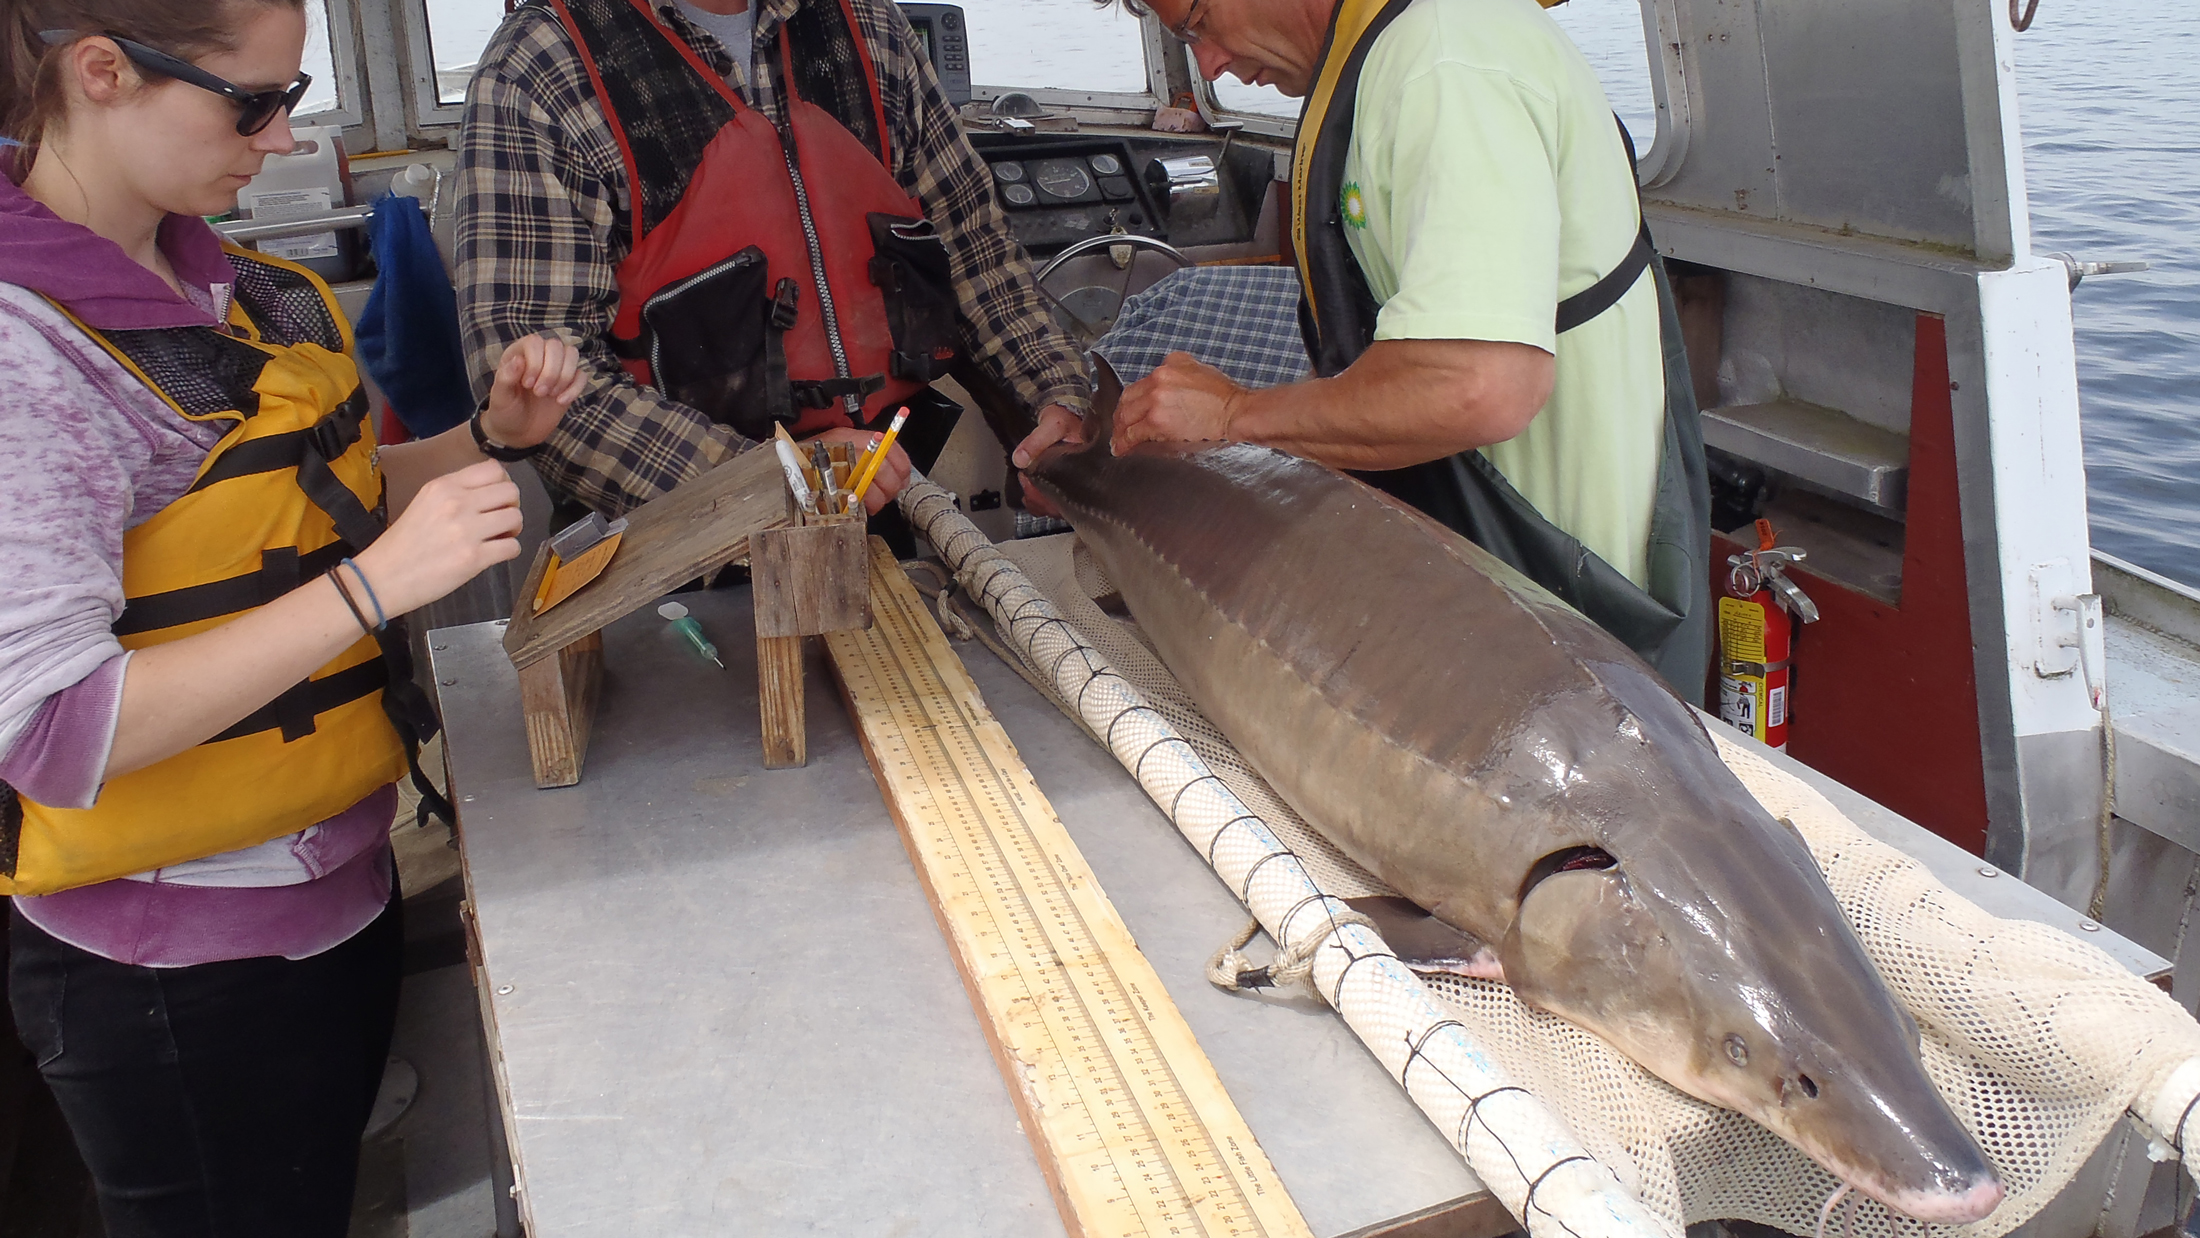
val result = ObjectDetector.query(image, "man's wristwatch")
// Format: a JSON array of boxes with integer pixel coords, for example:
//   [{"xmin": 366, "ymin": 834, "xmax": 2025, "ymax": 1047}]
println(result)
[{"xmin": 470, "ymin": 407, "xmax": 542, "ymax": 462}]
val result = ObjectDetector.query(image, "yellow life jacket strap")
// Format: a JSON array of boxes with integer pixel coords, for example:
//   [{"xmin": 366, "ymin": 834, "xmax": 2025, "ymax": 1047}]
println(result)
[{"xmin": 1290, "ymin": 0, "xmax": 1418, "ymax": 337}]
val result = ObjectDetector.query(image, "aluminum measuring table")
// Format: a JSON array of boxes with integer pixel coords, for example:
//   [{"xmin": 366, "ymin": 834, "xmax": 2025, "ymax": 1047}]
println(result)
[
  {"xmin": 431, "ymin": 585, "xmax": 1503, "ymax": 1238},
  {"xmin": 429, "ymin": 583, "xmax": 2168, "ymax": 1238}
]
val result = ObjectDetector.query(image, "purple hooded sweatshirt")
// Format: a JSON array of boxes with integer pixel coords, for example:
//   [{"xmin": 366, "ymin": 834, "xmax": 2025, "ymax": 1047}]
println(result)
[{"xmin": 0, "ymin": 170, "xmax": 395, "ymax": 967}]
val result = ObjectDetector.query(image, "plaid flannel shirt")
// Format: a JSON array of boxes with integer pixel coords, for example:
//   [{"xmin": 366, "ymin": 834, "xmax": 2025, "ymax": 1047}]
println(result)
[{"xmin": 455, "ymin": 0, "xmax": 1091, "ymax": 515}]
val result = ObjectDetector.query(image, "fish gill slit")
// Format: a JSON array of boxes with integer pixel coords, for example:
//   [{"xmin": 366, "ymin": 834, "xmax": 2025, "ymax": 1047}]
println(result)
[{"xmin": 1518, "ymin": 845, "xmax": 1617, "ymax": 904}]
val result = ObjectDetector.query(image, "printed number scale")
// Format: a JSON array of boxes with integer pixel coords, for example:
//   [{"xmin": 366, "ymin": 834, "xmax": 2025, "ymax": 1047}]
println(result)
[{"xmin": 825, "ymin": 540, "xmax": 1313, "ymax": 1238}]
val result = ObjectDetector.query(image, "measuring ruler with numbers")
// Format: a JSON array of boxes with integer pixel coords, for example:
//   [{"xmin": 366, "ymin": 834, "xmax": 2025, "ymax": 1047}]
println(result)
[{"xmin": 825, "ymin": 540, "xmax": 1312, "ymax": 1238}]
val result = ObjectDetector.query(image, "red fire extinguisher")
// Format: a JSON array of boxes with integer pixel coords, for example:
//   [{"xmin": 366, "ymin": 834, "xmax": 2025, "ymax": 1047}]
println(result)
[{"xmin": 1717, "ymin": 520, "xmax": 1819, "ymax": 751}]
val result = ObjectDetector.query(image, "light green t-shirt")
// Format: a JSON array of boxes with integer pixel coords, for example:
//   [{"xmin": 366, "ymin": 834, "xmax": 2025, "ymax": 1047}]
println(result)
[{"xmin": 1341, "ymin": 0, "xmax": 1665, "ymax": 586}]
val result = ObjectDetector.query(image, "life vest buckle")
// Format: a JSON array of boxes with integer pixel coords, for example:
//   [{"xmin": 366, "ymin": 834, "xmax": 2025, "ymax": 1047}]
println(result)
[
  {"xmin": 788, "ymin": 374, "xmax": 887, "ymax": 410},
  {"xmin": 303, "ymin": 412, "xmax": 354, "ymax": 464},
  {"xmin": 890, "ymin": 349, "xmax": 949, "ymax": 380},
  {"xmin": 769, "ymin": 277, "xmax": 801, "ymax": 331}
]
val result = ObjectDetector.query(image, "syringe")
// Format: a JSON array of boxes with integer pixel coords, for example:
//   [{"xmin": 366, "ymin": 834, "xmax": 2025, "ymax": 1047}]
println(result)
[{"xmin": 656, "ymin": 601, "xmax": 723, "ymax": 667}]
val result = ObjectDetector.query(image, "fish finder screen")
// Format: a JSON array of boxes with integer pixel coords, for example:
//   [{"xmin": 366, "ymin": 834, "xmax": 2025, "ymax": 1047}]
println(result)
[{"xmin": 910, "ymin": 19, "xmax": 934, "ymax": 66}]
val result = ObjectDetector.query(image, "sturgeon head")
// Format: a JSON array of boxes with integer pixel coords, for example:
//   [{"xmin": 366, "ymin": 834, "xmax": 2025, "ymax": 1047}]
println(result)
[
  {"xmin": 1027, "ymin": 359, "xmax": 2002, "ymax": 1224},
  {"xmin": 1494, "ymin": 654, "xmax": 2004, "ymax": 1224}
]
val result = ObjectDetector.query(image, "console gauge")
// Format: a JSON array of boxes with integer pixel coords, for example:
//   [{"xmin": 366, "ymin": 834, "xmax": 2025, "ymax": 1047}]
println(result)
[
  {"xmin": 1032, "ymin": 158, "xmax": 1094, "ymax": 200},
  {"xmin": 992, "ymin": 161, "xmax": 1026, "ymax": 183},
  {"xmin": 1088, "ymin": 153, "xmax": 1122, "ymax": 176},
  {"xmin": 1001, "ymin": 183, "xmax": 1038, "ymax": 208}
]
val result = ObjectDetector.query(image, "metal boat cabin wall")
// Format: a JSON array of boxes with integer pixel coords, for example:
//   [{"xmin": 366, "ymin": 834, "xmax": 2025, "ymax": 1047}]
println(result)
[{"xmin": 1626, "ymin": 0, "xmax": 2105, "ymax": 909}]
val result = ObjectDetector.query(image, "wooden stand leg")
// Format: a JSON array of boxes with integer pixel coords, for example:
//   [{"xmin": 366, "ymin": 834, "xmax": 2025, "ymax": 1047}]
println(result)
[
  {"xmin": 517, "ymin": 631, "xmax": 603, "ymax": 788},
  {"xmin": 752, "ymin": 515, "xmax": 865, "ymax": 770},
  {"xmin": 757, "ymin": 634, "xmax": 807, "ymax": 769}
]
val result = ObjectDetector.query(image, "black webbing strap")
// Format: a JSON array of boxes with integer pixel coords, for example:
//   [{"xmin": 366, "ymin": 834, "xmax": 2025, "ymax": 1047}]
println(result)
[
  {"xmin": 188, "ymin": 418, "xmax": 357, "ymax": 494},
  {"xmin": 1554, "ymin": 222, "xmax": 1652, "ymax": 334},
  {"xmin": 0, "ymin": 783, "xmax": 20, "ymax": 880},
  {"xmin": 114, "ymin": 543, "xmax": 349, "ymax": 637},
  {"xmin": 290, "ymin": 407, "xmax": 456, "ymax": 829},
  {"xmin": 1552, "ymin": 115, "xmax": 1656, "ymax": 335},
  {"xmin": 762, "ymin": 276, "xmax": 799, "ymax": 430},
  {"xmin": 789, "ymin": 373, "xmax": 886, "ymax": 409},
  {"xmin": 208, "ymin": 657, "xmax": 388, "ymax": 743}
]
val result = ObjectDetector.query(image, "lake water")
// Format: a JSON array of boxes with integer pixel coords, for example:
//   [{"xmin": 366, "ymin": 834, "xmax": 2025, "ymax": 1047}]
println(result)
[{"xmin": 392, "ymin": 0, "xmax": 2198, "ymax": 588}]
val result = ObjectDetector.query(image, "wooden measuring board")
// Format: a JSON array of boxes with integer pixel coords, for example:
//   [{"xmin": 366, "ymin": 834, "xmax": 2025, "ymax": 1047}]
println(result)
[{"xmin": 826, "ymin": 540, "xmax": 1313, "ymax": 1238}]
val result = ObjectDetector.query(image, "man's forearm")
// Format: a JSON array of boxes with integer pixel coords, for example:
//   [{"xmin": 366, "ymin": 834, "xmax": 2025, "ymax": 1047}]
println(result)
[
  {"xmin": 949, "ymin": 234, "xmax": 1092, "ymax": 421},
  {"xmin": 1232, "ymin": 340, "xmax": 1553, "ymax": 468},
  {"xmin": 1116, "ymin": 338, "xmax": 1554, "ymax": 470},
  {"xmin": 517, "ymin": 346, "xmax": 742, "ymax": 516}
]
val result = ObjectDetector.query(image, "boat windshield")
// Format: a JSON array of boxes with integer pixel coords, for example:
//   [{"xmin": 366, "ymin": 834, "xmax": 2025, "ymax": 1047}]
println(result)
[{"xmin": 960, "ymin": 0, "xmax": 1148, "ymax": 95}]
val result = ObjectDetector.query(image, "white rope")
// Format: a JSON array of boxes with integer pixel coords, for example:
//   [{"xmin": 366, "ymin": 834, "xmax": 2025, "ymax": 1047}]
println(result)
[
  {"xmin": 1203, "ymin": 910, "xmax": 1380, "ymax": 995},
  {"xmin": 1206, "ymin": 918, "xmax": 1264, "ymax": 991},
  {"xmin": 899, "ymin": 474, "xmax": 1678, "ymax": 1238}
]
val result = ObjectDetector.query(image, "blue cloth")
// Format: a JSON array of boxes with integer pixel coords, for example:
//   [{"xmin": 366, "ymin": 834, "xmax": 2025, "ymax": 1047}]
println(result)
[{"xmin": 356, "ymin": 192, "xmax": 472, "ymax": 437}]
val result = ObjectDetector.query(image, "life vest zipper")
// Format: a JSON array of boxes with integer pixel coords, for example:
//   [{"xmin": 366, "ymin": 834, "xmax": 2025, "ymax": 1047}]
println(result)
[{"xmin": 777, "ymin": 119, "xmax": 860, "ymax": 421}]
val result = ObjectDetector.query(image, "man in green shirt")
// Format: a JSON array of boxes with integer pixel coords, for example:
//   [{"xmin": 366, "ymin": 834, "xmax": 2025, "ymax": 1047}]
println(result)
[{"xmin": 1015, "ymin": 0, "xmax": 1708, "ymax": 694}]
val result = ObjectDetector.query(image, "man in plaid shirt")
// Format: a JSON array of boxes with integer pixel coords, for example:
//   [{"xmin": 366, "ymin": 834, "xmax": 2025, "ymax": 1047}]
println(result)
[{"xmin": 454, "ymin": 0, "xmax": 1091, "ymax": 517}]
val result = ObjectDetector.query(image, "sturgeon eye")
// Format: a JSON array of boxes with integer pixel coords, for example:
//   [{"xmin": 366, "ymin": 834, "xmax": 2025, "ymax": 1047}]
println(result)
[{"xmin": 1723, "ymin": 1034, "xmax": 1749, "ymax": 1067}]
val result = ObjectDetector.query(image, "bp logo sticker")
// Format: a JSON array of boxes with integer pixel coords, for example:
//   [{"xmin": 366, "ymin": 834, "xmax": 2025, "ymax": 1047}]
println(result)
[{"xmin": 1341, "ymin": 181, "xmax": 1369, "ymax": 229}]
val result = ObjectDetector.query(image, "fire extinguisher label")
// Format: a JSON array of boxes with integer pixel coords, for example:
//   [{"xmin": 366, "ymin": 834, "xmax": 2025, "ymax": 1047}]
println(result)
[
  {"xmin": 1768, "ymin": 683, "xmax": 1787, "ymax": 729},
  {"xmin": 1720, "ymin": 674, "xmax": 1764, "ymax": 740},
  {"xmin": 1716, "ymin": 595, "xmax": 1770, "ymax": 743},
  {"xmin": 1717, "ymin": 596, "xmax": 1766, "ymax": 665}
]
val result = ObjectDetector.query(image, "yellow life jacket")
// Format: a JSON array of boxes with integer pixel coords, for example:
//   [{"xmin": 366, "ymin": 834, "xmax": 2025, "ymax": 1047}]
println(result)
[{"xmin": 0, "ymin": 247, "xmax": 416, "ymax": 896}]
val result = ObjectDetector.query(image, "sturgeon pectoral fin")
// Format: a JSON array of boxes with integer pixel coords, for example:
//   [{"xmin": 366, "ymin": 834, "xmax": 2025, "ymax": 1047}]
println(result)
[{"xmin": 1345, "ymin": 895, "xmax": 1506, "ymax": 982}]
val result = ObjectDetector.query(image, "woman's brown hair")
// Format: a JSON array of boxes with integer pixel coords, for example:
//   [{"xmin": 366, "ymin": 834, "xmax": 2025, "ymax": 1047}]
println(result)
[{"xmin": 1, "ymin": 0, "xmax": 303, "ymax": 152}]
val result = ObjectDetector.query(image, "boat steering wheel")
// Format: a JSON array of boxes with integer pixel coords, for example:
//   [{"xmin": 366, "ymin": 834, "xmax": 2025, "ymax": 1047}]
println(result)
[{"xmin": 1035, "ymin": 234, "xmax": 1195, "ymax": 347}]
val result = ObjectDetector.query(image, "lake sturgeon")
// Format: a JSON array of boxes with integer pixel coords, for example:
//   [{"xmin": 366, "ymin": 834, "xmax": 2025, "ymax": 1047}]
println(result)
[{"xmin": 1025, "ymin": 363, "xmax": 2003, "ymax": 1224}]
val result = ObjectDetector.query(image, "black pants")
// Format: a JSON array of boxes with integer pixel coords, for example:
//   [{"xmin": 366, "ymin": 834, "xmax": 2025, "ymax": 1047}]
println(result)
[{"xmin": 6, "ymin": 895, "xmax": 403, "ymax": 1238}]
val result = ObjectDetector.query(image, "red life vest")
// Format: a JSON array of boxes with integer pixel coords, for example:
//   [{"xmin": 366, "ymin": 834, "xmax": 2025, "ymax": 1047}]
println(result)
[{"xmin": 551, "ymin": 0, "xmax": 961, "ymax": 436}]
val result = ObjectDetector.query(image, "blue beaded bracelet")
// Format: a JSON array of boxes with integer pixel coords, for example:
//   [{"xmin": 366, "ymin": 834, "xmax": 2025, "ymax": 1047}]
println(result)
[{"xmin": 341, "ymin": 557, "xmax": 388, "ymax": 630}]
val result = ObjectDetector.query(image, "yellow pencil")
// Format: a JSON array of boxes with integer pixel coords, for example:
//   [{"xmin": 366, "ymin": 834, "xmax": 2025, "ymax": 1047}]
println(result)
[
  {"xmin": 531, "ymin": 554, "xmax": 562, "ymax": 613},
  {"xmin": 849, "ymin": 405, "xmax": 910, "ymax": 506},
  {"xmin": 849, "ymin": 439, "xmax": 876, "ymax": 489}
]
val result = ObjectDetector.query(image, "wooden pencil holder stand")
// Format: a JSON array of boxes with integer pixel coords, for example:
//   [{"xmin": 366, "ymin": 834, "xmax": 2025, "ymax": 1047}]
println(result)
[
  {"xmin": 501, "ymin": 446, "xmax": 859, "ymax": 790},
  {"xmin": 749, "ymin": 443, "xmax": 872, "ymax": 769}
]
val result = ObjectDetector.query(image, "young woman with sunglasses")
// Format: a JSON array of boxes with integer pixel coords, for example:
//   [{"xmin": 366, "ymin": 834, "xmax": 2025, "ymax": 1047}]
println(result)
[{"xmin": 0, "ymin": 2, "xmax": 586, "ymax": 1232}]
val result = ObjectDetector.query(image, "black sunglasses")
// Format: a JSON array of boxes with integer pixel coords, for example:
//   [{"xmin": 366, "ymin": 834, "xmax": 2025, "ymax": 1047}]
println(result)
[{"xmin": 40, "ymin": 31, "xmax": 311, "ymax": 136}]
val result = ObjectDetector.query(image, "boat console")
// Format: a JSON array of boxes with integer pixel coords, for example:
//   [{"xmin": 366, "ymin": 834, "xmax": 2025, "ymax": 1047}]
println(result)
[{"xmin": 966, "ymin": 131, "xmax": 1277, "ymax": 257}]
